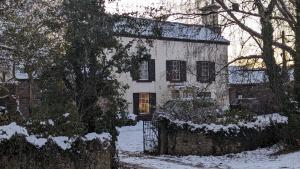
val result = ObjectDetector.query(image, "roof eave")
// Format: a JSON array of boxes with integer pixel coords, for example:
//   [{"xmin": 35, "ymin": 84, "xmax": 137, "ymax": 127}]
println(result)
[{"xmin": 114, "ymin": 33, "xmax": 230, "ymax": 45}]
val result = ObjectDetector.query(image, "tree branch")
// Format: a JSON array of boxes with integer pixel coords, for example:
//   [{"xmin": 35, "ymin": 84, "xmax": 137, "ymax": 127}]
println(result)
[
  {"xmin": 0, "ymin": 44, "xmax": 15, "ymax": 51},
  {"xmin": 215, "ymin": 0, "xmax": 296, "ymax": 57}
]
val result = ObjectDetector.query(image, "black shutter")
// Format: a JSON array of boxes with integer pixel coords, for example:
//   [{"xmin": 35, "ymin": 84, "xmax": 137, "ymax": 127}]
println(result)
[
  {"xmin": 166, "ymin": 60, "xmax": 172, "ymax": 81},
  {"xmin": 133, "ymin": 93, "xmax": 139, "ymax": 115},
  {"xmin": 180, "ymin": 61, "xmax": 187, "ymax": 82},
  {"xmin": 148, "ymin": 59, "xmax": 155, "ymax": 81},
  {"xmin": 210, "ymin": 62, "xmax": 216, "ymax": 82},
  {"xmin": 196, "ymin": 61, "xmax": 202, "ymax": 82},
  {"xmin": 150, "ymin": 93, "xmax": 156, "ymax": 114}
]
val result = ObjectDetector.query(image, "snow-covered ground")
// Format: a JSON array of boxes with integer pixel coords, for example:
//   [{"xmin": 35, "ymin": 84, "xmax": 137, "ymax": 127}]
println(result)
[
  {"xmin": 117, "ymin": 121, "xmax": 144, "ymax": 152},
  {"xmin": 117, "ymin": 121, "xmax": 300, "ymax": 169}
]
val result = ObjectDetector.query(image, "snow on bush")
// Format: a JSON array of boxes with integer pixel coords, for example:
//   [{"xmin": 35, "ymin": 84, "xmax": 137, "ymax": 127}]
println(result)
[
  {"xmin": 0, "ymin": 122, "xmax": 28, "ymax": 140},
  {"xmin": 0, "ymin": 122, "xmax": 111, "ymax": 150},
  {"xmin": 116, "ymin": 112, "xmax": 136, "ymax": 120},
  {"xmin": 26, "ymin": 135, "xmax": 47, "ymax": 148},
  {"xmin": 159, "ymin": 113, "xmax": 288, "ymax": 134},
  {"xmin": 127, "ymin": 113, "xmax": 137, "ymax": 120},
  {"xmin": 63, "ymin": 113, "xmax": 70, "ymax": 118},
  {"xmin": 82, "ymin": 132, "xmax": 112, "ymax": 142},
  {"xmin": 48, "ymin": 119, "xmax": 54, "ymax": 126},
  {"xmin": 50, "ymin": 136, "xmax": 75, "ymax": 150}
]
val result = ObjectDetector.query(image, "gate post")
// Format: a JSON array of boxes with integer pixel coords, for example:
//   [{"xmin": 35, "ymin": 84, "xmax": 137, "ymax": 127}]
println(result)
[{"xmin": 159, "ymin": 119, "xmax": 168, "ymax": 154}]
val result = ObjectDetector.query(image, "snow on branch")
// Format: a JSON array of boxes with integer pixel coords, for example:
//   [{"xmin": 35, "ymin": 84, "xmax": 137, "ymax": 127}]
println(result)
[{"xmin": 0, "ymin": 44, "xmax": 15, "ymax": 51}]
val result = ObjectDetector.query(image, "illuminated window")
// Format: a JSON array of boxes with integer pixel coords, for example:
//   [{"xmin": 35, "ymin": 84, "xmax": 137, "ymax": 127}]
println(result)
[{"xmin": 139, "ymin": 93, "xmax": 150, "ymax": 114}]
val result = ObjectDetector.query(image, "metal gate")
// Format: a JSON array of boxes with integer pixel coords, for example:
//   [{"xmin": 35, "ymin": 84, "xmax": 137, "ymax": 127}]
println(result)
[{"xmin": 143, "ymin": 120, "xmax": 159, "ymax": 153}]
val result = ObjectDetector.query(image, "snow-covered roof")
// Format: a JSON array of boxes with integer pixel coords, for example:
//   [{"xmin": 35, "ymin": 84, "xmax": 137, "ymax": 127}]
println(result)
[
  {"xmin": 229, "ymin": 66, "xmax": 268, "ymax": 84},
  {"xmin": 229, "ymin": 66, "xmax": 293, "ymax": 85},
  {"xmin": 114, "ymin": 17, "xmax": 229, "ymax": 44}
]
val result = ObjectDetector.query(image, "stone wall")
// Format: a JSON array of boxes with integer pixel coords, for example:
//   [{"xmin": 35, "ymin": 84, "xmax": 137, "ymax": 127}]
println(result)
[
  {"xmin": 159, "ymin": 121, "xmax": 282, "ymax": 156},
  {"xmin": 0, "ymin": 135, "xmax": 114, "ymax": 169}
]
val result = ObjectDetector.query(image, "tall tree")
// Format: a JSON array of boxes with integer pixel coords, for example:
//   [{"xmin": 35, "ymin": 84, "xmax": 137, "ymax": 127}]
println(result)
[
  {"xmin": 0, "ymin": 0, "xmax": 62, "ymax": 115},
  {"xmin": 212, "ymin": 0, "xmax": 297, "ymax": 111},
  {"xmin": 255, "ymin": 0, "xmax": 290, "ymax": 111},
  {"xmin": 62, "ymin": 0, "xmax": 148, "ymax": 132},
  {"xmin": 294, "ymin": 1, "xmax": 300, "ymax": 106}
]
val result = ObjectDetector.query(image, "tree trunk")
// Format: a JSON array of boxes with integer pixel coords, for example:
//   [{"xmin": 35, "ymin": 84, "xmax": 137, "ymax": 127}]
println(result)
[
  {"xmin": 28, "ymin": 71, "xmax": 34, "ymax": 116},
  {"xmin": 281, "ymin": 31, "xmax": 289, "ymax": 82},
  {"xmin": 294, "ymin": 1, "xmax": 300, "ymax": 108},
  {"xmin": 260, "ymin": 14, "xmax": 289, "ymax": 112}
]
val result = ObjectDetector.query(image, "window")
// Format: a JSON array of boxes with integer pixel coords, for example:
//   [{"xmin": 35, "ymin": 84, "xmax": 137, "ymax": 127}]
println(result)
[
  {"xmin": 197, "ymin": 61, "xmax": 215, "ymax": 83},
  {"xmin": 171, "ymin": 61, "xmax": 181, "ymax": 81},
  {"xmin": 139, "ymin": 61, "xmax": 149, "ymax": 80},
  {"xmin": 139, "ymin": 93, "xmax": 150, "ymax": 114},
  {"xmin": 133, "ymin": 93, "xmax": 156, "ymax": 115},
  {"xmin": 200, "ymin": 62, "xmax": 210, "ymax": 82},
  {"xmin": 166, "ymin": 60, "xmax": 186, "ymax": 82},
  {"xmin": 132, "ymin": 59, "xmax": 155, "ymax": 82}
]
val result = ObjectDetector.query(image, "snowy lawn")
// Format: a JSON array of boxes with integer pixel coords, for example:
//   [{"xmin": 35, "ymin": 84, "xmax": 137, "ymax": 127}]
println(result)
[{"xmin": 117, "ymin": 121, "xmax": 300, "ymax": 169}]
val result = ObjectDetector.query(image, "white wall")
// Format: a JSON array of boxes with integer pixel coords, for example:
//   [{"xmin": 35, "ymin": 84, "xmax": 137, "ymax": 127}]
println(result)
[{"xmin": 117, "ymin": 37, "xmax": 229, "ymax": 114}]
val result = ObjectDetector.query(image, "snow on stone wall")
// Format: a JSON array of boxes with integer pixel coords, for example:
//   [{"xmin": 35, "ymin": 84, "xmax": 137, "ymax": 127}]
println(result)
[{"xmin": 158, "ymin": 113, "xmax": 288, "ymax": 135}]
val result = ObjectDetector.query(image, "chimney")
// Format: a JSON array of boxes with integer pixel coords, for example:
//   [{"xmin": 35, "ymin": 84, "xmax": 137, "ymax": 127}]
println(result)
[{"xmin": 200, "ymin": 0, "xmax": 221, "ymax": 34}]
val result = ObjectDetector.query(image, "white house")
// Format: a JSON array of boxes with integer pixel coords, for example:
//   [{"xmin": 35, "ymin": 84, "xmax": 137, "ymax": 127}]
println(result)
[
  {"xmin": 0, "ymin": 2, "xmax": 230, "ymax": 119},
  {"xmin": 114, "ymin": 3, "xmax": 230, "ymax": 119}
]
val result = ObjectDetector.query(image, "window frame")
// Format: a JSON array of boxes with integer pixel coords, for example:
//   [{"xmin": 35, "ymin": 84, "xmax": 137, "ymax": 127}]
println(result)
[
  {"xmin": 138, "ymin": 61, "xmax": 149, "ymax": 81},
  {"xmin": 197, "ymin": 61, "xmax": 215, "ymax": 83},
  {"xmin": 171, "ymin": 60, "xmax": 181, "ymax": 81},
  {"xmin": 200, "ymin": 61, "xmax": 210, "ymax": 82}
]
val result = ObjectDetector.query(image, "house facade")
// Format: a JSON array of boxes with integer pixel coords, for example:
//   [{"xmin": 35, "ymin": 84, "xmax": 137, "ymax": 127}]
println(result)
[
  {"xmin": 0, "ymin": 3, "xmax": 230, "ymax": 119},
  {"xmin": 115, "ymin": 16, "xmax": 230, "ymax": 119}
]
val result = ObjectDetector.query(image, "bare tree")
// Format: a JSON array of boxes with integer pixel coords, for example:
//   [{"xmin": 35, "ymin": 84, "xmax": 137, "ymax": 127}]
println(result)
[{"xmin": 294, "ymin": 1, "xmax": 300, "ymax": 105}]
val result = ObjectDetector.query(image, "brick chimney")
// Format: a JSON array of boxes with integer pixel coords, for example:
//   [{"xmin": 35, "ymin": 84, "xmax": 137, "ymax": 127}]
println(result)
[{"xmin": 200, "ymin": 0, "xmax": 222, "ymax": 34}]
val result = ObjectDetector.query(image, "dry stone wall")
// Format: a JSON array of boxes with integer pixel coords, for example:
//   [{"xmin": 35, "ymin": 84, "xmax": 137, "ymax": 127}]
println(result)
[
  {"xmin": 159, "ymin": 120, "xmax": 284, "ymax": 156},
  {"xmin": 0, "ymin": 135, "xmax": 114, "ymax": 169}
]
